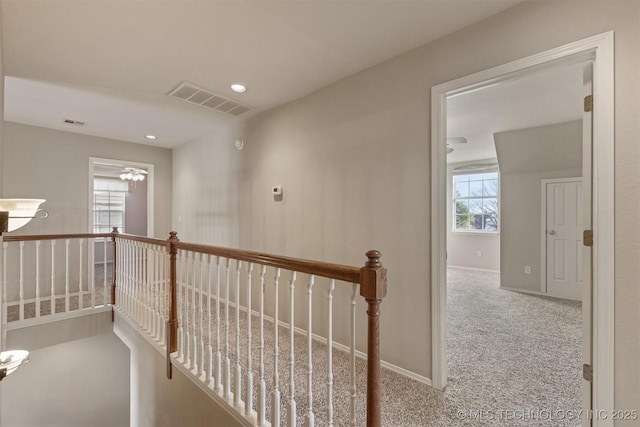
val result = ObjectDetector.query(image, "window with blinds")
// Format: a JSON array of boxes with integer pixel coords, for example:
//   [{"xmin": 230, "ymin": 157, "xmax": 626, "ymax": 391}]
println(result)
[{"xmin": 93, "ymin": 178, "xmax": 128, "ymax": 234}]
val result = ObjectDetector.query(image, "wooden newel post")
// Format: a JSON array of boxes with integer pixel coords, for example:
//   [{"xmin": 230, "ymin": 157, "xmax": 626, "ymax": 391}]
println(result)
[
  {"xmin": 359, "ymin": 250, "xmax": 387, "ymax": 427},
  {"xmin": 166, "ymin": 231, "xmax": 179, "ymax": 379},
  {"xmin": 111, "ymin": 227, "xmax": 119, "ymax": 321}
]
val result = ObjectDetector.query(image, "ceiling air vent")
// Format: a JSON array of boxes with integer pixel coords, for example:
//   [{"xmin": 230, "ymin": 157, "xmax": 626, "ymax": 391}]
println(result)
[
  {"xmin": 63, "ymin": 118, "xmax": 87, "ymax": 127},
  {"xmin": 168, "ymin": 82, "xmax": 253, "ymax": 117}
]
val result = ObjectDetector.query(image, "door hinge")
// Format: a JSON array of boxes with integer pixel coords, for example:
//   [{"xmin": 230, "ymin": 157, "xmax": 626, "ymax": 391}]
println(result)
[
  {"xmin": 583, "ymin": 229, "xmax": 593, "ymax": 247},
  {"xmin": 584, "ymin": 95, "xmax": 593, "ymax": 112},
  {"xmin": 583, "ymin": 363, "xmax": 593, "ymax": 382}
]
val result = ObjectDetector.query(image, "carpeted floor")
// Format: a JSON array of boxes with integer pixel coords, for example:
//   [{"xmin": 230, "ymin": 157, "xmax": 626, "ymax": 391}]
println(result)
[
  {"xmin": 8, "ymin": 264, "xmax": 581, "ymax": 425},
  {"xmin": 172, "ymin": 267, "xmax": 581, "ymax": 426}
]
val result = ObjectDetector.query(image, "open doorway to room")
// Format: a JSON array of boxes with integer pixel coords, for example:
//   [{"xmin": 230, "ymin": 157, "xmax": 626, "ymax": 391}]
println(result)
[
  {"xmin": 431, "ymin": 32, "xmax": 615, "ymax": 421},
  {"xmin": 443, "ymin": 61, "xmax": 586, "ymax": 416},
  {"xmin": 88, "ymin": 157, "xmax": 154, "ymax": 287}
]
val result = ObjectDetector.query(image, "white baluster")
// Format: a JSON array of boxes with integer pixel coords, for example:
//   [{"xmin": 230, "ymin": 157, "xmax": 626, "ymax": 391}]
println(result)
[
  {"xmin": 35, "ymin": 241, "xmax": 41, "ymax": 318},
  {"xmin": 19, "ymin": 242, "xmax": 24, "ymax": 321},
  {"xmin": 224, "ymin": 257, "xmax": 231, "ymax": 399},
  {"xmin": 245, "ymin": 262, "xmax": 254, "ymax": 417},
  {"xmin": 143, "ymin": 243, "xmax": 149, "ymax": 330},
  {"xmin": 183, "ymin": 251, "xmax": 191, "ymax": 366},
  {"xmin": 177, "ymin": 252, "xmax": 184, "ymax": 361},
  {"xmin": 78, "ymin": 239, "xmax": 84, "ymax": 310},
  {"xmin": 103, "ymin": 237, "xmax": 107, "ymax": 308},
  {"xmin": 327, "ymin": 280, "xmax": 335, "ymax": 426},
  {"xmin": 50, "ymin": 240, "xmax": 56, "ymax": 315},
  {"xmin": 151, "ymin": 247, "xmax": 157, "ymax": 338},
  {"xmin": 206, "ymin": 254, "xmax": 214, "ymax": 386},
  {"xmin": 185, "ymin": 252, "xmax": 192, "ymax": 366},
  {"xmin": 2, "ymin": 242, "xmax": 7, "ymax": 328},
  {"xmin": 160, "ymin": 247, "xmax": 166, "ymax": 341},
  {"xmin": 136, "ymin": 242, "xmax": 140, "ymax": 321},
  {"xmin": 258, "ymin": 265, "xmax": 267, "ymax": 426},
  {"xmin": 288, "ymin": 271, "xmax": 297, "ymax": 427},
  {"xmin": 349, "ymin": 283, "xmax": 357, "ymax": 427},
  {"xmin": 234, "ymin": 260, "xmax": 242, "ymax": 408},
  {"xmin": 64, "ymin": 239, "xmax": 70, "ymax": 313},
  {"xmin": 214, "ymin": 256, "xmax": 222, "ymax": 391},
  {"xmin": 305, "ymin": 275, "xmax": 315, "ymax": 427},
  {"xmin": 198, "ymin": 253, "xmax": 206, "ymax": 379},
  {"xmin": 272, "ymin": 268, "xmax": 281, "ymax": 427},
  {"xmin": 191, "ymin": 252, "xmax": 198, "ymax": 371}
]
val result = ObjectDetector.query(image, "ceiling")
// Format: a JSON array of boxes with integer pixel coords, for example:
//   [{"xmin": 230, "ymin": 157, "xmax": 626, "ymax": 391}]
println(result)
[
  {"xmin": 1, "ymin": 0, "xmax": 523, "ymax": 149},
  {"xmin": 446, "ymin": 62, "xmax": 585, "ymax": 164}
]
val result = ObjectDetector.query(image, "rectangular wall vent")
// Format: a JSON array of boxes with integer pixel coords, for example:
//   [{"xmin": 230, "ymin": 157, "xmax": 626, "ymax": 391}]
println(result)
[
  {"xmin": 63, "ymin": 118, "xmax": 87, "ymax": 127},
  {"xmin": 168, "ymin": 82, "xmax": 253, "ymax": 117}
]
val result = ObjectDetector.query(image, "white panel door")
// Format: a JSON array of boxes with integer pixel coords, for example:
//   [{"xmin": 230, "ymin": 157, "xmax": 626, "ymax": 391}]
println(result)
[{"xmin": 545, "ymin": 179, "xmax": 583, "ymax": 300}]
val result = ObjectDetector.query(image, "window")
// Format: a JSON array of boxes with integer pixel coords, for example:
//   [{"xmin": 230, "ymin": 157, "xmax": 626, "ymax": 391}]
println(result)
[
  {"xmin": 93, "ymin": 178, "xmax": 128, "ymax": 234},
  {"xmin": 453, "ymin": 172, "xmax": 499, "ymax": 232}
]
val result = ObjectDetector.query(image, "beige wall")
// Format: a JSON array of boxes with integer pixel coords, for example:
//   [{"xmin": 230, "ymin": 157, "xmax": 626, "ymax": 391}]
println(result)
[
  {"xmin": 500, "ymin": 169, "xmax": 582, "ymax": 292},
  {"xmin": 496, "ymin": 121, "xmax": 582, "ymax": 293},
  {"xmin": 1, "ymin": 122, "xmax": 172, "ymax": 238},
  {"xmin": 446, "ymin": 163, "xmax": 500, "ymax": 272},
  {"xmin": 172, "ymin": 0, "xmax": 640, "ymax": 407},
  {"xmin": 114, "ymin": 314, "xmax": 241, "ymax": 427},
  {"xmin": 125, "ymin": 179, "xmax": 148, "ymax": 236},
  {"xmin": 1, "ymin": 312, "xmax": 129, "ymax": 426},
  {"xmin": 172, "ymin": 129, "xmax": 242, "ymax": 245}
]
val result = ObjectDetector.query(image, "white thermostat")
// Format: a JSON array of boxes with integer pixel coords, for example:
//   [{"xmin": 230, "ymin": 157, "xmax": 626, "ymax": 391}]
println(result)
[{"xmin": 272, "ymin": 186, "xmax": 283, "ymax": 196}]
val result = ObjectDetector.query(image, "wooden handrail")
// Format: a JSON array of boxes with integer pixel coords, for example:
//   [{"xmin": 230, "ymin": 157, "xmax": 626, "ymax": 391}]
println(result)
[
  {"xmin": 173, "ymin": 241, "xmax": 361, "ymax": 284},
  {"xmin": 112, "ymin": 233, "xmax": 167, "ymax": 247},
  {"xmin": 3, "ymin": 233, "xmax": 113, "ymax": 242},
  {"xmin": 5, "ymin": 230, "xmax": 386, "ymax": 425}
]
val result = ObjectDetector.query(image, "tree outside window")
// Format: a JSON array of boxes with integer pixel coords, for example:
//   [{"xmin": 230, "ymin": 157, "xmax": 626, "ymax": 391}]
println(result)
[{"xmin": 453, "ymin": 172, "xmax": 498, "ymax": 232}]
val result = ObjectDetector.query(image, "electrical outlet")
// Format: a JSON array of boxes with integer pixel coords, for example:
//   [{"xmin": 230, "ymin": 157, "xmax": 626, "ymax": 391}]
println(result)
[
  {"xmin": 476, "ymin": 251, "xmax": 482, "ymax": 257},
  {"xmin": 524, "ymin": 266, "xmax": 531, "ymax": 274}
]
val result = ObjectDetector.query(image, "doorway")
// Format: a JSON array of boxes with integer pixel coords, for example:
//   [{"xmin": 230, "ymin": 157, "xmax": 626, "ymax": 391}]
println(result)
[
  {"xmin": 88, "ymin": 157, "xmax": 154, "ymax": 237},
  {"xmin": 431, "ymin": 32, "xmax": 614, "ymax": 417}
]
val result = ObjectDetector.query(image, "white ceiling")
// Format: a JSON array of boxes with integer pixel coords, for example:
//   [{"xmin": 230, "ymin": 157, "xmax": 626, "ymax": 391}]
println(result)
[
  {"xmin": 1, "ymin": 0, "xmax": 523, "ymax": 148},
  {"xmin": 446, "ymin": 62, "xmax": 585, "ymax": 163}
]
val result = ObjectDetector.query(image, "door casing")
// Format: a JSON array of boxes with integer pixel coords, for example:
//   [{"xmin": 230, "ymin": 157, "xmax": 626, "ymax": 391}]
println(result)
[{"xmin": 430, "ymin": 32, "xmax": 614, "ymax": 424}]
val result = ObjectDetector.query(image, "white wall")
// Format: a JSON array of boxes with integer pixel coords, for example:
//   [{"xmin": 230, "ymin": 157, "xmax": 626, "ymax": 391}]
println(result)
[
  {"xmin": 446, "ymin": 163, "xmax": 500, "ymax": 272},
  {"xmin": 171, "ymin": 0, "xmax": 640, "ymax": 403},
  {"xmin": 172, "ymin": 130, "xmax": 242, "ymax": 245},
  {"xmin": 1, "ymin": 312, "xmax": 130, "ymax": 427},
  {"xmin": 495, "ymin": 121, "xmax": 582, "ymax": 293},
  {"xmin": 1, "ymin": 122, "xmax": 172, "ymax": 238},
  {"xmin": 114, "ymin": 313, "xmax": 241, "ymax": 427}
]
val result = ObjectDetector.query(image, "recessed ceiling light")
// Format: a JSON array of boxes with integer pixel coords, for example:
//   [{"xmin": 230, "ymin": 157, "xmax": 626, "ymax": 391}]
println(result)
[
  {"xmin": 145, "ymin": 135, "xmax": 157, "ymax": 140},
  {"xmin": 230, "ymin": 84, "xmax": 247, "ymax": 93}
]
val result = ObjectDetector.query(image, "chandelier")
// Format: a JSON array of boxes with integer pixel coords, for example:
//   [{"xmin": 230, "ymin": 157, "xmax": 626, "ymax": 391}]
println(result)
[{"xmin": 119, "ymin": 167, "xmax": 147, "ymax": 182}]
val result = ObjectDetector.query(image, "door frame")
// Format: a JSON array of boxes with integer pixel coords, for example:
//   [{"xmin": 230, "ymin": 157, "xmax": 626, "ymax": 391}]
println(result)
[
  {"xmin": 430, "ymin": 32, "xmax": 614, "ymax": 418},
  {"xmin": 88, "ymin": 156, "xmax": 155, "ymax": 237},
  {"xmin": 540, "ymin": 177, "xmax": 583, "ymax": 297}
]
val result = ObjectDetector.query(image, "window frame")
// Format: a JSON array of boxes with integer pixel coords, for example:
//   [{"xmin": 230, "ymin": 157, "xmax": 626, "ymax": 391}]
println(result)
[
  {"xmin": 452, "ymin": 169, "xmax": 500, "ymax": 234},
  {"xmin": 93, "ymin": 178, "xmax": 128, "ymax": 236}
]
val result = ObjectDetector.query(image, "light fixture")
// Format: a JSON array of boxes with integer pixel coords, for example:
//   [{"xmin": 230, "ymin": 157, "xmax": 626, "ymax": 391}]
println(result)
[
  {"xmin": 119, "ymin": 168, "xmax": 148, "ymax": 182},
  {"xmin": 446, "ymin": 136, "xmax": 468, "ymax": 154},
  {"xmin": 230, "ymin": 84, "xmax": 247, "ymax": 93},
  {"xmin": 145, "ymin": 135, "xmax": 157, "ymax": 140},
  {"xmin": 0, "ymin": 198, "xmax": 48, "ymax": 381}
]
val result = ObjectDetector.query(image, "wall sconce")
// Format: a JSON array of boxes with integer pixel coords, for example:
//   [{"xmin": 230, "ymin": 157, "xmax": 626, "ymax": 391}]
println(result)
[{"xmin": 0, "ymin": 199, "xmax": 47, "ymax": 381}]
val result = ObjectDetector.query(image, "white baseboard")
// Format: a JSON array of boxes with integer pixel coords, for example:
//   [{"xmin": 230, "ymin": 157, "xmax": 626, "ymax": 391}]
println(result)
[
  {"xmin": 447, "ymin": 265, "xmax": 500, "ymax": 274},
  {"xmin": 499, "ymin": 285, "xmax": 548, "ymax": 296}
]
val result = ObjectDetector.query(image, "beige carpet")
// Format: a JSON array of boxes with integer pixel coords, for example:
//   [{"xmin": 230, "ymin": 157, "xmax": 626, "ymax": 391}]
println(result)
[
  {"xmin": 173, "ymin": 267, "xmax": 581, "ymax": 426},
  {"xmin": 7, "ymin": 265, "xmax": 581, "ymax": 425}
]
